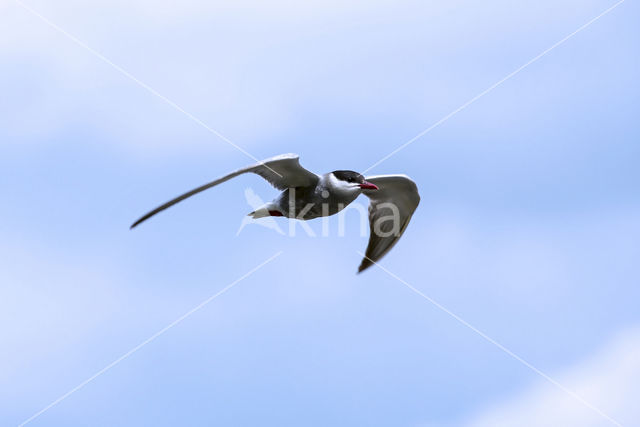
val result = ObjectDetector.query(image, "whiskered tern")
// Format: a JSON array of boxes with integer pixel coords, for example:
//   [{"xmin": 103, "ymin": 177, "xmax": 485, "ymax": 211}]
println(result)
[{"xmin": 131, "ymin": 153, "xmax": 420, "ymax": 272}]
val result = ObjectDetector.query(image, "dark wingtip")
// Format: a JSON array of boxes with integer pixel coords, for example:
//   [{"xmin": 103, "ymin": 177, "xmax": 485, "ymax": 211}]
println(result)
[
  {"xmin": 130, "ymin": 211, "xmax": 155, "ymax": 229},
  {"xmin": 130, "ymin": 218, "xmax": 144, "ymax": 229}
]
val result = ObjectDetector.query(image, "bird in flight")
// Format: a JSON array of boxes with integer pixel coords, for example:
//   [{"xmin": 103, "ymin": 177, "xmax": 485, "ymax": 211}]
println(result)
[{"xmin": 131, "ymin": 153, "xmax": 420, "ymax": 272}]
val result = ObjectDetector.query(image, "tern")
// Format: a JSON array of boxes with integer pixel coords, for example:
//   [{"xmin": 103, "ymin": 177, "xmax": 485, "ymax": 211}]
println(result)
[{"xmin": 131, "ymin": 153, "xmax": 420, "ymax": 272}]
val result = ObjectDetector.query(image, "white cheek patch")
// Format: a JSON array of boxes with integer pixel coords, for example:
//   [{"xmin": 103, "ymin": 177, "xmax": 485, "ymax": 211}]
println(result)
[
  {"xmin": 329, "ymin": 173, "xmax": 344, "ymax": 189},
  {"xmin": 329, "ymin": 173, "xmax": 359, "ymax": 193}
]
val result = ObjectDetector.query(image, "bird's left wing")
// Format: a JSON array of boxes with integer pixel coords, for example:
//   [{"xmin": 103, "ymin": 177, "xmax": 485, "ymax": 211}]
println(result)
[
  {"xmin": 130, "ymin": 153, "xmax": 318, "ymax": 228},
  {"xmin": 358, "ymin": 174, "xmax": 420, "ymax": 272}
]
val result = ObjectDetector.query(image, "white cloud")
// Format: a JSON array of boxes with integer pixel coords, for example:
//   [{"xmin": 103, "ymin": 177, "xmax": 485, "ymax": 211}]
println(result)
[
  {"xmin": 0, "ymin": 237, "xmax": 120, "ymax": 395},
  {"xmin": 2, "ymin": 0, "xmax": 616, "ymax": 156},
  {"xmin": 463, "ymin": 327, "xmax": 640, "ymax": 427}
]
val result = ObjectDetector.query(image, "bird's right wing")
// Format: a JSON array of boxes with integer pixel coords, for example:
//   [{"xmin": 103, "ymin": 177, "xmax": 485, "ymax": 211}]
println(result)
[
  {"xmin": 358, "ymin": 174, "xmax": 420, "ymax": 272},
  {"xmin": 130, "ymin": 153, "xmax": 318, "ymax": 228}
]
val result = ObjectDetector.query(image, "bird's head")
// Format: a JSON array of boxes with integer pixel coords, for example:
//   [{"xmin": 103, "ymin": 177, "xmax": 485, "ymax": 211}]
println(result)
[{"xmin": 329, "ymin": 170, "xmax": 379, "ymax": 194}]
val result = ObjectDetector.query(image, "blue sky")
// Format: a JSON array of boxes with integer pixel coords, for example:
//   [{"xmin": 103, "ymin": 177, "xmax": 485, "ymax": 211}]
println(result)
[{"xmin": 1, "ymin": 0, "xmax": 639, "ymax": 426}]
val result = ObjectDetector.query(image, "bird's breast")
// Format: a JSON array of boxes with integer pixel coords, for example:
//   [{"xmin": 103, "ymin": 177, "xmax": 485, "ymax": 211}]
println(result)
[{"xmin": 275, "ymin": 187, "xmax": 359, "ymax": 220}]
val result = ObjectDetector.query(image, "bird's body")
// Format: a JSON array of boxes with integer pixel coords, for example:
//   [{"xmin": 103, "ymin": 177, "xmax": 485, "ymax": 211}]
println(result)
[
  {"xmin": 250, "ymin": 173, "xmax": 364, "ymax": 220},
  {"xmin": 131, "ymin": 153, "xmax": 420, "ymax": 272}
]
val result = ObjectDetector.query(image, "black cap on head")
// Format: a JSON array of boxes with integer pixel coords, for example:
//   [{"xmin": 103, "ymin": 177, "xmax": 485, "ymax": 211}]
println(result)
[{"xmin": 332, "ymin": 170, "xmax": 365, "ymax": 184}]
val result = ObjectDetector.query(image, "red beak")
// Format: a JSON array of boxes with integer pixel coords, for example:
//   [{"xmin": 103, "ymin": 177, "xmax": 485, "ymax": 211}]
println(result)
[{"xmin": 359, "ymin": 181, "xmax": 379, "ymax": 190}]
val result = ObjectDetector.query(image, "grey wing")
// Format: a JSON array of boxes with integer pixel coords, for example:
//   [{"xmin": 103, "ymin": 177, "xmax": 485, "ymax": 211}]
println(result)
[
  {"xmin": 358, "ymin": 174, "xmax": 420, "ymax": 273},
  {"xmin": 130, "ymin": 153, "xmax": 318, "ymax": 228}
]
